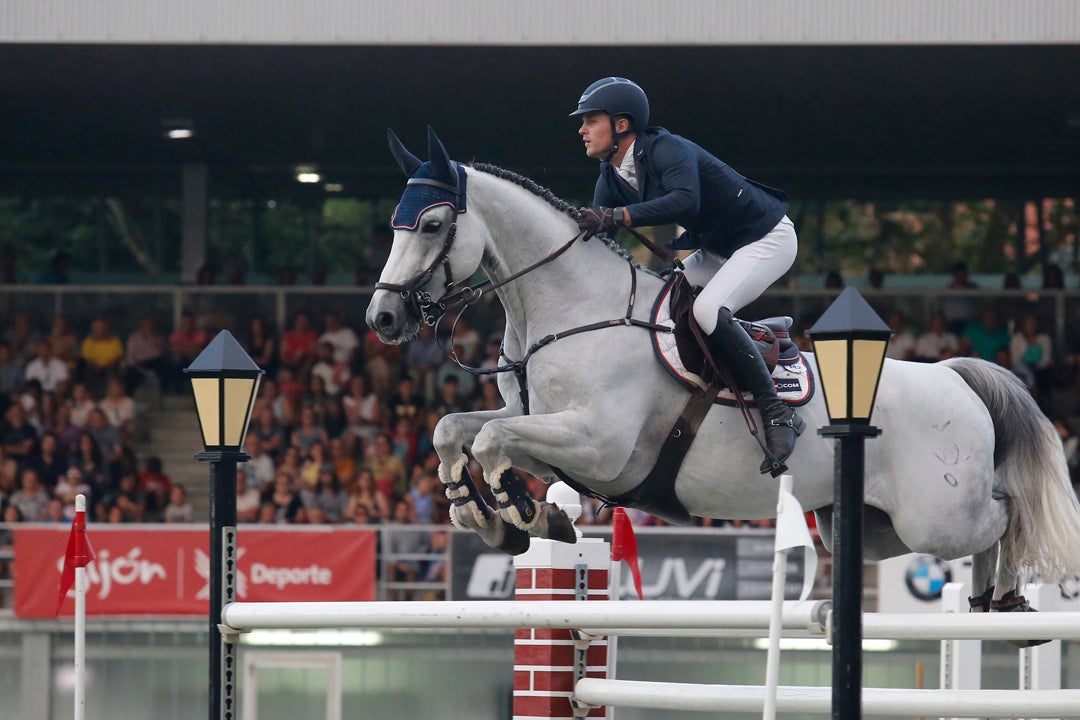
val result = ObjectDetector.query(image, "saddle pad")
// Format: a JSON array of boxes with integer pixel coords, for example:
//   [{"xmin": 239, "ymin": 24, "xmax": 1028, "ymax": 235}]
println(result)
[{"xmin": 649, "ymin": 275, "xmax": 815, "ymax": 408}]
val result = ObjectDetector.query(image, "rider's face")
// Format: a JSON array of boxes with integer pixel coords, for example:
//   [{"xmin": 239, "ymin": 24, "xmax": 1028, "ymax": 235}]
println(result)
[{"xmin": 578, "ymin": 112, "xmax": 613, "ymax": 160}]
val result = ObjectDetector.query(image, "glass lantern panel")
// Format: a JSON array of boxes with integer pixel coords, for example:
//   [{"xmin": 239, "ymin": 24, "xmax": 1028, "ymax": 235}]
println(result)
[
  {"xmin": 223, "ymin": 377, "xmax": 258, "ymax": 448},
  {"xmin": 190, "ymin": 377, "xmax": 221, "ymax": 447},
  {"xmin": 852, "ymin": 339, "xmax": 887, "ymax": 420},
  {"xmin": 812, "ymin": 338, "xmax": 850, "ymax": 422}
]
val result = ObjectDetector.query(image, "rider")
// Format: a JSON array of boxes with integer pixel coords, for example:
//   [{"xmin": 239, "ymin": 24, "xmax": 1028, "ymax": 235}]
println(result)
[{"xmin": 571, "ymin": 77, "xmax": 804, "ymax": 475}]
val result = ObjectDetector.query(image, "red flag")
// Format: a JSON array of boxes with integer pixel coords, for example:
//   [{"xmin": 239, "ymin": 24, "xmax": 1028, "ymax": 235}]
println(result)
[
  {"xmin": 55, "ymin": 505, "xmax": 95, "ymax": 616},
  {"xmin": 611, "ymin": 508, "xmax": 643, "ymax": 600}
]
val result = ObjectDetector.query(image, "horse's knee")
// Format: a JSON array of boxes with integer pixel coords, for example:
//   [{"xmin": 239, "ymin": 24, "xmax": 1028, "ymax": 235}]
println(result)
[
  {"xmin": 433, "ymin": 414, "xmax": 469, "ymax": 457},
  {"xmin": 471, "ymin": 423, "xmax": 507, "ymax": 466}
]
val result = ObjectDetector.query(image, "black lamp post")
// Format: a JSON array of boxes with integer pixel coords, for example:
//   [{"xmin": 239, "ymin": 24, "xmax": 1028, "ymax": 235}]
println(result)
[
  {"xmin": 807, "ymin": 287, "xmax": 891, "ymax": 720},
  {"xmin": 185, "ymin": 330, "xmax": 263, "ymax": 720}
]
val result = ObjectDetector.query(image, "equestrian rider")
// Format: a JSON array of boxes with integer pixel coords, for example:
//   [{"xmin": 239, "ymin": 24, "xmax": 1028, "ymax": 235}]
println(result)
[{"xmin": 571, "ymin": 77, "xmax": 804, "ymax": 474}]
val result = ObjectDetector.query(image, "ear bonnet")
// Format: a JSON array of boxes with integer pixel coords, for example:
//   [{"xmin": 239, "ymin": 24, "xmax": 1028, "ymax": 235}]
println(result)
[{"xmin": 388, "ymin": 127, "xmax": 468, "ymax": 230}]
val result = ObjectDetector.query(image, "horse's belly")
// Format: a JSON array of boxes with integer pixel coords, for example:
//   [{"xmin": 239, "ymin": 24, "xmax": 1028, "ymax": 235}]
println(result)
[{"xmin": 673, "ymin": 409, "xmax": 837, "ymax": 519}]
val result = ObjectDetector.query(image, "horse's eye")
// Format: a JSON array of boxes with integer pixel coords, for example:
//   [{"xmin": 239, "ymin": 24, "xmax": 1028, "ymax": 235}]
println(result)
[{"xmin": 422, "ymin": 220, "xmax": 442, "ymax": 234}]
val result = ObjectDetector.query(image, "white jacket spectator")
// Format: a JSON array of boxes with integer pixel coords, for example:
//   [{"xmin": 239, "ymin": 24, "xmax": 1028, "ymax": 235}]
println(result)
[
  {"xmin": 915, "ymin": 314, "xmax": 960, "ymax": 362},
  {"xmin": 24, "ymin": 339, "xmax": 70, "ymax": 393}
]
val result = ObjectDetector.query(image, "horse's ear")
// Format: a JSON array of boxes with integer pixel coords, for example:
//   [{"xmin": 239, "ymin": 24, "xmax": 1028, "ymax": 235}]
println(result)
[
  {"xmin": 387, "ymin": 129, "xmax": 422, "ymax": 177},
  {"xmin": 426, "ymin": 126, "xmax": 455, "ymax": 183}
]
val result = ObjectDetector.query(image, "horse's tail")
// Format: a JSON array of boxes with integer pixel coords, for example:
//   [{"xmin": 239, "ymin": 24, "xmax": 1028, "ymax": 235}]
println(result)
[{"xmin": 944, "ymin": 357, "xmax": 1080, "ymax": 582}]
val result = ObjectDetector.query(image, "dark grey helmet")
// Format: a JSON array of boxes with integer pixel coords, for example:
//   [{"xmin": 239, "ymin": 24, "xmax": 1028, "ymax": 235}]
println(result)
[{"xmin": 569, "ymin": 77, "xmax": 650, "ymax": 130}]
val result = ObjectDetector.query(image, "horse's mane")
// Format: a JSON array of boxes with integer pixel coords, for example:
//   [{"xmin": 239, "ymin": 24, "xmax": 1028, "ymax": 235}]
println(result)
[{"xmin": 469, "ymin": 162, "xmax": 634, "ymax": 262}]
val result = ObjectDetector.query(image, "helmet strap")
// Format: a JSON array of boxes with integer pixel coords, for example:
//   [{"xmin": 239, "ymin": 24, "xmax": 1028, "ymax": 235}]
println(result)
[{"xmin": 605, "ymin": 115, "xmax": 634, "ymax": 162}]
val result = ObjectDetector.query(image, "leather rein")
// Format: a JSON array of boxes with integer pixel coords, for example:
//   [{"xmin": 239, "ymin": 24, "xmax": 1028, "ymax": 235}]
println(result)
[
  {"xmin": 374, "ymin": 176, "xmax": 584, "ymax": 327},
  {"xmin": 371, "ymin": 192, "xmax": 674, "ymax": 411}
]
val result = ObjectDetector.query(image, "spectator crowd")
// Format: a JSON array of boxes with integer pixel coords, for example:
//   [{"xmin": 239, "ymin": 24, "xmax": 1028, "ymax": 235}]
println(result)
[{"xmin": 4, "ymin": 267, "xmax": 1080, "ymax": 581}]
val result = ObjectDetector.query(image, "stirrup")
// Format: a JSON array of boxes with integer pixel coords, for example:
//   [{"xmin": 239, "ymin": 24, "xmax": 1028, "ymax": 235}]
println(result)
[{"xmin": 760, "ymin": 455, "xmax": 788, "ymax": 477}]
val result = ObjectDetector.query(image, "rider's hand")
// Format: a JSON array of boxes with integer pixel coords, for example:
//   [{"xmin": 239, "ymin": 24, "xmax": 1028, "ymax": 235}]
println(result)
[{"xmin": 577, "ymin": 207, "xmax": 622, "ymax": 239}]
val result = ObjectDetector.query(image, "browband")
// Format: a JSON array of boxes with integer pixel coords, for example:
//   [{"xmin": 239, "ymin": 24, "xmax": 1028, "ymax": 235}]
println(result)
[{"xmin": 406, "ymin": 176, "xmax": 462, "ymax": 196}]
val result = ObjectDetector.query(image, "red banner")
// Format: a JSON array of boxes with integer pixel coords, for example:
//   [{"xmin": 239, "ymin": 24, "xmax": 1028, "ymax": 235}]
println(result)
[{"xmin": 14, "ymin": 526, "xmax": 376, "ymax": 618}]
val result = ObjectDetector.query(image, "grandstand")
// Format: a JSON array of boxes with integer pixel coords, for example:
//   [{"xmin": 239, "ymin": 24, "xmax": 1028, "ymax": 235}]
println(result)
[{"xmin": 1, "ymin": 2, "xmax": 1079, "ymax": 718}]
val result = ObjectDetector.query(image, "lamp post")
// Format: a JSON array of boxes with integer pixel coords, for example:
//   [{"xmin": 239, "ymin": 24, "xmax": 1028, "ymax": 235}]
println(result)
[
  {"xmin": 186, "ymin": 330, "xmax": 263, "ymax": 720},
  {"xmin": 807, "ymin": 287, "xmax": 891, "ymax": 720}
]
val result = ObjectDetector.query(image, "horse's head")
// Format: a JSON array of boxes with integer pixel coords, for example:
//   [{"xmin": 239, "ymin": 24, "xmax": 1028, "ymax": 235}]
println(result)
[{"xmin": 366, "ymin": 127, "xmax": 484, "ymax": 344}]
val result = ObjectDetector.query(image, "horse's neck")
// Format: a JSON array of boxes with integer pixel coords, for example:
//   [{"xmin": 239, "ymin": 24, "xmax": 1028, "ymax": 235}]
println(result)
[{"xmin": 470, "ymin": 177, "xmax": 629, "ymax": 342}]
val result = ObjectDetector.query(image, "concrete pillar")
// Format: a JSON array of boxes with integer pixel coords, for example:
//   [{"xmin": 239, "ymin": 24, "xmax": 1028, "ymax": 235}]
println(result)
[{"xmin": 180, "ymin": 163, "xmax": 208, "ymax": 285}]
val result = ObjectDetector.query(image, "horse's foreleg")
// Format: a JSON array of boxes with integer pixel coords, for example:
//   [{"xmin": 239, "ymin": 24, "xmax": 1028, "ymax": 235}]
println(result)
[
  {"xmin": 485, "ymin": 466, "xmax": 579, "ymax": 545},
  {"xmin": 433, "ymin": 410, "xmax": 531, "ymax": 555},
  {"xmin": 472, "ymin": 412, "xmax": 630, "ymax": 544},
  {"xmin": 440, "ymin": 459, "xmax": 530, "ymax": 556}
]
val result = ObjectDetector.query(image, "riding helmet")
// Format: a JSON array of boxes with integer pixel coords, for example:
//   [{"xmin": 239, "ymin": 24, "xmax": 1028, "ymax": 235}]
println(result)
[{"xmin": 569, "ymin": 77, "xmax": 650, "ymax": 130}]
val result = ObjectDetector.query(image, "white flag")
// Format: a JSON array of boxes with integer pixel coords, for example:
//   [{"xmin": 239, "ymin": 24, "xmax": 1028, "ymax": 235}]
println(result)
[{"xmin": 775, "ymin": 486, "xmax": 817, "ymax": 601}]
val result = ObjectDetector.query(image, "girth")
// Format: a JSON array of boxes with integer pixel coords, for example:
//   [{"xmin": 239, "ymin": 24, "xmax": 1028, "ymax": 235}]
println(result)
[{"xmin": 550, "ymin": 379, "xmax": 716, "ymax": 526}]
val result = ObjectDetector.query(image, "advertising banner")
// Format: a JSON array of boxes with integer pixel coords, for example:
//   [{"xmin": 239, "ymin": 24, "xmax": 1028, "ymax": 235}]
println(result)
[
  {"xmin": 877, "ymin": 553, "xmax": 1080, "ymax": 612},
  {"xmin": 452, "ymin": 530, "xmax": 808, "ymax": 601},
  {"xmin": 14, "ymin": 525, "xmax": 376, "ymax": 618}
]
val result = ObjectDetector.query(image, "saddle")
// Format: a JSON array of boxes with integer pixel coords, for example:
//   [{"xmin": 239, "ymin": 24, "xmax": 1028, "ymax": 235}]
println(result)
[{"xmin": 666, "ymin": 271, "xmax": 800, "ymax": 387}]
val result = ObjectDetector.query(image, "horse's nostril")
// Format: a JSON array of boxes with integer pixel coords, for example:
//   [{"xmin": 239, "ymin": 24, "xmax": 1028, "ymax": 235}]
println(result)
[{"xmin": 375, "ymin": 311, "xmax": 396, "ymax": 331}]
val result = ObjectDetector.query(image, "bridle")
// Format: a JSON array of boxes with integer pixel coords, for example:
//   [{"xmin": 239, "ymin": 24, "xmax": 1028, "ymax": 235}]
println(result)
[
  {"xmin": 374, "ymin": 175, "xmax": 678, "ymax": 416},
  {"xmin": 373, "ymin": 177, "xmax": 465, "ymax": 326},
  {"xmin": 373, "ymin": 175, "xmax": 584, "ymax": 327}
]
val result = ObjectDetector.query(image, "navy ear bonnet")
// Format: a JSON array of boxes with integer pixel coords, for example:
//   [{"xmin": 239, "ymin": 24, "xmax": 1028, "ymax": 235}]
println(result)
[{"xmin": 390, "ymin": 162, "xmax": 468, "ymax": 230}]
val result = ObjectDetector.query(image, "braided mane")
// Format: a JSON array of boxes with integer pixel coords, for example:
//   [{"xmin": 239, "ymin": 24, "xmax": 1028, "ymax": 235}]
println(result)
[{"xmin": 469, "ymin": 162, "xmax": 634, "ymax": 262}]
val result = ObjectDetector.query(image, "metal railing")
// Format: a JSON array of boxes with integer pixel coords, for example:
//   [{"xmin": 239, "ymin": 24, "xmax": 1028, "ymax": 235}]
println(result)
[{"xmin": 0, "ymin": 282, "xmax": 1078, "ymax": 347}]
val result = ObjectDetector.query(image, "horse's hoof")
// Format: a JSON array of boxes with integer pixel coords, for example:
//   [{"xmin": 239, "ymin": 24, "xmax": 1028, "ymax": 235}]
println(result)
[
  {"xmin": 1008, "ymin": 637, "xmax": 1053, "ymax": 648},
  {"xmin": 991, "ymin": 592, "xmax": 1051, "ymax": 647},
  {"xmin": 498, "ymin": 520, "xmax": 532, "ymax": 556},
  {"xmin": 542, "ymin": 503, "xmax": 579, "ymax": 545},
  {"xmin": 459, "ymin": 507, "xmax": 531, "ymax": 556}
]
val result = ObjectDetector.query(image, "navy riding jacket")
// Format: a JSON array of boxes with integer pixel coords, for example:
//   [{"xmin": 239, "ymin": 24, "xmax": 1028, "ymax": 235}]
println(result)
[{"xmin": 592, "ymin": 127, "xmax": 789, "ymax": 258}]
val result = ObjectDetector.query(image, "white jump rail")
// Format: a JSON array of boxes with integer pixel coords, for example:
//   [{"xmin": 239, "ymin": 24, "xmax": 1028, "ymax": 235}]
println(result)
[
  {"xmin": 573, "ymin": 678, "xmax": 1080, "ymax": 717},
  {"xmin": 220, "ymin": 599, "xmax": 829, "ymax": 635},
  {"xmin": 221, "ymin": 600, "xmax": 1080, "ymax": 642},
  {"xmin": 858, "ymin": 610, "xmax": 1080, "ymax": 641}
]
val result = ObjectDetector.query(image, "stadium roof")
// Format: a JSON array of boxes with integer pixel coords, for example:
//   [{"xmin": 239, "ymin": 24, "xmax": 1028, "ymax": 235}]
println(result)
[{"xmin": 2, "ymin": 3, "xmax": 1080, "ymax": 201}]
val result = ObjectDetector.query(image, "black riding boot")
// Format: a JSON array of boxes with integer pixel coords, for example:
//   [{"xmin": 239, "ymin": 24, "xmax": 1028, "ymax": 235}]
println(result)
[{"xmin": 708, "ymin": 307, "xmax": 805, "ymax": 475}]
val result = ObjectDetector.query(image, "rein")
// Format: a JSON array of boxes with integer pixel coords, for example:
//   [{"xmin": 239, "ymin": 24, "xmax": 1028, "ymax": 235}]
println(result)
[
  {"xmin": 441, "ymin": 249, "xmax": 672, "ymax": 415},
  {"xmin": 375, "ymin": 223, "xmax": 583, "ymax": 327},
  {"xmin": 623, "ymin": 225, "xmax": 684, "ymax": 271},
  {"xmin": 376, "ymin": 176, "xmax": 679, "ymax": 416},
  {"xmin": 439, "ymin": 232, "xmax": 582, "ymax": 311}
]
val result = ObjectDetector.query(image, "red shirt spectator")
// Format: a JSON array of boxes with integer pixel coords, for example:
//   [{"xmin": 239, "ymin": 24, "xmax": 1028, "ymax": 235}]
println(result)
[
  {"xmin": 169, "ymin": 313, "xmax": 209, "ymax": 362},
  {"xmin": 280, "ymin": 312, "xmax": 318, "ymax": 372}
]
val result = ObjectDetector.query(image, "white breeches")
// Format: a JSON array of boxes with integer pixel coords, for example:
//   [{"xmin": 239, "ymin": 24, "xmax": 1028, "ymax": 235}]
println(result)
[{"xmin": 683, "ymin": 216, "xmax": 798, "ymax": 334}]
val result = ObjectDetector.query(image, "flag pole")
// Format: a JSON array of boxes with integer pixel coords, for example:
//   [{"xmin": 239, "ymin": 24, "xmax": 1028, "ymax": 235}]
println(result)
[
  {"xmin": 74, "ymin": 493, "xmax": 87, "ymax": 720},
  {"xmin": 762, "ymin": 474, "xmax": 817, "ymax": 720},
  {"xmin": 762, "ymin": 475, "xmax": 793, "ymax": 720}
]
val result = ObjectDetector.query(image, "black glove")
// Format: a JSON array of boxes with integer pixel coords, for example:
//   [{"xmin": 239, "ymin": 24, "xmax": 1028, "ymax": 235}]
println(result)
[{"xmin": 577, "ymin": 207, "xmax": 622, "ymax": 239}]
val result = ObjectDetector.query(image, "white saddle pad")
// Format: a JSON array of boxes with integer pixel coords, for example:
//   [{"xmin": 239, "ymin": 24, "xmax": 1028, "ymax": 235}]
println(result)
[{"xmin": 650, "ymin": 278, "xmax": 815, "ymax": 407}]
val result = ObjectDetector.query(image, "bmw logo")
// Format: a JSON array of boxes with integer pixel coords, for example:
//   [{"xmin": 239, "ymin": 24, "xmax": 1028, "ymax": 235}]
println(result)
[{"xmin": 904, "ymin": 555, "xmax": 952, "ymax": 602}]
